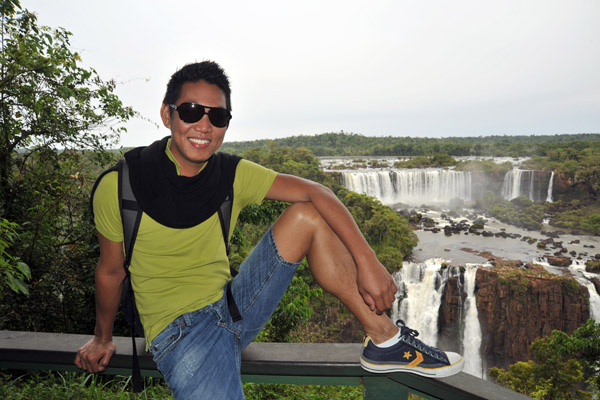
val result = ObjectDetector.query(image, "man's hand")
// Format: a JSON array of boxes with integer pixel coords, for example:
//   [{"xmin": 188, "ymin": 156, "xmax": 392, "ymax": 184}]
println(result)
[
  {"xmin": 357, "ymin": 260, "xmax": 398, "ymax": 314},
  {"xmin": 74, "ymin": 336, "xmax": 115, "ymax": 373}
]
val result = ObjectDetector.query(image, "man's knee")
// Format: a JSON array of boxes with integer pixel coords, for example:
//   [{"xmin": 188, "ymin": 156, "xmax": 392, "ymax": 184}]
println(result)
[
  {"xmin": 272, "ymin": 202, "xmax": 325, "ymax": 262},
  {"xmin": 276, "ymin": 202, "xmax": 324, "ymax": 230}
]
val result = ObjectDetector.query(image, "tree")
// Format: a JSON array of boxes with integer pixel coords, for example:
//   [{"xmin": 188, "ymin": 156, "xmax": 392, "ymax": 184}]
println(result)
[
  {"xmin": 490, "ymin": 319, "xmax": 600, "ymax": 399},
  {"xmin": 0, "ymin": 3, "xmax": 133, "ymax": 334},
  {"xmin": 1, "ymin": 2, "xmax": 133, "ymax": 216}
]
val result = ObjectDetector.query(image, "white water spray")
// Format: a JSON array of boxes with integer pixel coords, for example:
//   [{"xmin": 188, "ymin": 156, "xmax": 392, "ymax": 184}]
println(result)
[
  {"xmin": 342, "ymin": 169, "xmax": 472, "ymax": 206},
  {"xmin": 462, "ymin": 264, "xmax": 483, "ymax": 378},
  {"xmin": 546, "ymin": 171, "xmax": 554, "ymax": 203},
  {"xmin": 501, "ymin": 170, "xmax": 554, "ymax": 202},
  {"xmin": 569, "ymin": 260, "xmax": 600, "ymax": 321},
  {"xmin": 392, "ymin": 259, "xmax": 449, "ymax": 345}
]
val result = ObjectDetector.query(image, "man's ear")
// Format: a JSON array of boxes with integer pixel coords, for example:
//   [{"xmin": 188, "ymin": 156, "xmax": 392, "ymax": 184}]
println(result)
[{"xmin": 160, "ymin": 103, "xmax": 172, "ymax": 128}]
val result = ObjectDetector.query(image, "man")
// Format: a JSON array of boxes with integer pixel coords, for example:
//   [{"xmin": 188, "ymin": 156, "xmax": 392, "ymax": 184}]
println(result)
[{"xmin": 75, "ymin": 61, "xmax": 463, "ymax": 399}]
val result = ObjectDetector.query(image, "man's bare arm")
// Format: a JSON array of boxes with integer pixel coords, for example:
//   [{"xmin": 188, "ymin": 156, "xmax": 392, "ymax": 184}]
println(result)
[
  {"xmin": 266, "ymin": 173, "xmax": 397, "ymax": 313},
  {"xmin": 75, "ymin": 233, "xmax": 125, "ymax": 373}
]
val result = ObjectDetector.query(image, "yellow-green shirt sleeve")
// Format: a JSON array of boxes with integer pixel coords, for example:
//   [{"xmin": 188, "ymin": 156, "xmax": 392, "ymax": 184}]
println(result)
[{"xmin": 92, "ymin": 171, "xmax": 123, "ymax": 242}]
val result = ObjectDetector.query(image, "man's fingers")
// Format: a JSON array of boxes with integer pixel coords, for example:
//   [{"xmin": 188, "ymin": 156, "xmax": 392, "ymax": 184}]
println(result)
[
  {"xmin": 361, "ymin": 291, "xmax": 376, "ymax": 311},
  {"xmin": 98, "ymin": 354, "xmax": 110, "ymax": 371}
]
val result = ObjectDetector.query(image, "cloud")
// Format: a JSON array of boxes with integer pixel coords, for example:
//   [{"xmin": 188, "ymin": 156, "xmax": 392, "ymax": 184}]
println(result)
[{"xmin": 24, "ymin": 0, "xmax": 600, "ymax": 147}]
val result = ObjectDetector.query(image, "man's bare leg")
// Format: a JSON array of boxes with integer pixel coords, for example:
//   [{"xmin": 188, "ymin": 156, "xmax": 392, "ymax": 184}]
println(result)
[{"xmin": 272, "ymin": 202, "xmax": 399, "ymax": 344}]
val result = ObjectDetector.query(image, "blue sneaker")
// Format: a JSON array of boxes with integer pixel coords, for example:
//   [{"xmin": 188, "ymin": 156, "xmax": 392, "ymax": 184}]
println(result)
[{"xmin": 360, "ymin": 320, "xmax": 464, "ymax": 378}]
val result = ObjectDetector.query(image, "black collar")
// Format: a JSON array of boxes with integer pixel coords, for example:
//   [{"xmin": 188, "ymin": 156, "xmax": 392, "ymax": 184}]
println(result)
[{"xmin": 124, "ymin": 136, "xmax": 241, "ymax": 229}]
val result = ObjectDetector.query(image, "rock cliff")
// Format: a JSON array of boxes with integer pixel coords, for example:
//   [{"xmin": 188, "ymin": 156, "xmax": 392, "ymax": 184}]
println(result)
[{"xmin": 439, "ymin": 262, "xmax": 590, "ymax": 371}]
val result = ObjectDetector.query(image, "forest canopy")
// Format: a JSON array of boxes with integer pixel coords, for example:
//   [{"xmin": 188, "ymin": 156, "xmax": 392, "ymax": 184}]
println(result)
[{"xmin": 220, "ymin": 131, "xmax": 600, "ymax": 158}]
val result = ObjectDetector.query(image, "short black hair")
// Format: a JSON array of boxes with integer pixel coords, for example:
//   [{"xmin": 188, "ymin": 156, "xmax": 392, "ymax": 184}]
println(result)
[{"xmin": 163, "ymin": 61, "xmax": 232, "ymax": 111}]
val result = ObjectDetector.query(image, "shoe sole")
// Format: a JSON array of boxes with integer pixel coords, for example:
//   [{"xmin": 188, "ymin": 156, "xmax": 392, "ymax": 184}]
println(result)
[{"xmin": 360, "ymin": 356, "xmax": 465, "ymax": 378}]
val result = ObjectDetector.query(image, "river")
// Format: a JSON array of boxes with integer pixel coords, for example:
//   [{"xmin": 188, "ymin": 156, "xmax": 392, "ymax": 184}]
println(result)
[{"xmin": 321, "ymin": 156, "xmax": 600, "ymax": 378}]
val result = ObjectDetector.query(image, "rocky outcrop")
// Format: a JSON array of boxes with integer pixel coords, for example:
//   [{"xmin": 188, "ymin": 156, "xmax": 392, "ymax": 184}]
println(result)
[
  {"xmin": 544, "ymin": 255, "xmax": 571, "ymax": 267},
  {"xmin": 553, "ymin": 171, "xmax": 597, "ymax": 202},
  {"xmin": 474, "ymin": 265, "xmax": 590, "ymax": 370},
  {"xmin": 437, "ymin": 271, "xmax": 465, "ymax": 352}
]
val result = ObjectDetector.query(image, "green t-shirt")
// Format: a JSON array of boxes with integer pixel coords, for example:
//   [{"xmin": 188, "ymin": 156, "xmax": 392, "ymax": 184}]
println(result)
[{"xmin": 93, "ymin": 149, "xmax": 277, "ymax": 346}]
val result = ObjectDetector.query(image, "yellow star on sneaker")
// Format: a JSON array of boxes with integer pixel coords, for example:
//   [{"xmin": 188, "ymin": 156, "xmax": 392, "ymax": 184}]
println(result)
[{"xmin": 403, "ymin": 351, "xmax": 412, "ymax": 360}]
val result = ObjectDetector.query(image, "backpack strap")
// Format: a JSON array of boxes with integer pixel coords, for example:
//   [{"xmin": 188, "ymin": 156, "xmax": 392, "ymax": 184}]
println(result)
[
  {"xmin": 218, "ymin": 189, "xmax": 242, "ymax": 322},
  {"xmin": 218, "ymin": 192, "xmax": 233, "ymax": 257},
  {"xmin": 116, "ymin": 159, "xmax": 144, "ymax": 393},
  {"xmin": 118, "ymin": 159, "xmax": 143, "ymax": 270}
]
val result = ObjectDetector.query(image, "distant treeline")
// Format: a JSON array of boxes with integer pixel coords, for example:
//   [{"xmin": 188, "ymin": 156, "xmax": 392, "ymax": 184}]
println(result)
[{"xmin": 220, "ymin": 132, "xmax": 600, "ymax": 157}]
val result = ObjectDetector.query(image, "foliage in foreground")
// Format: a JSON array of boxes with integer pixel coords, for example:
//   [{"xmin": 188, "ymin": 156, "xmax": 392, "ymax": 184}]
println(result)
[
  {"xmin": 0, "ymin": 218, "xmax": 30, "ymax": 299},
  {"xmin": 0, "ymin": 371, "xmax": 173, "ymax": 400},
  {"xmin": 0, "ymin": 370, "xmax": 365, "ymax": 400},
  {"xmin": 490, "ymin": 319, "xmax": 600, "ymax": 400}
]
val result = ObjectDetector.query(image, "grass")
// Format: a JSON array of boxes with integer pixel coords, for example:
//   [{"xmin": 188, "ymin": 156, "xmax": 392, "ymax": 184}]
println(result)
[
  {"xmin": 0, "ymin": 370, "xmax": 365, "ymax": 399},
  {"xmin": 0, "ymin": 371, "xmax": 173, "ymax": 400}
]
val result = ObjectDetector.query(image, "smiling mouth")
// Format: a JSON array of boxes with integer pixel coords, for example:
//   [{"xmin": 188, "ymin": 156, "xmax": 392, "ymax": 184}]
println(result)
[{"xmin": 189, "ymin": 138, "xmax": 209, "ymax": 145}]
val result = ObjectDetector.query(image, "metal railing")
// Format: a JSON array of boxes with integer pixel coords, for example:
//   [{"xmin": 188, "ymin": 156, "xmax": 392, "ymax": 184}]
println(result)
[{"xmin": 0, "ymin": 331, "xmax": 530, "ymax": 400}]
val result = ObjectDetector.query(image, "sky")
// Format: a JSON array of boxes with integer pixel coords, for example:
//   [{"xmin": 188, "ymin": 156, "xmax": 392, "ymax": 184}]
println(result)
[{"xmin": 23, "ymin": 0, "xmax": 600, "ymax": 148}]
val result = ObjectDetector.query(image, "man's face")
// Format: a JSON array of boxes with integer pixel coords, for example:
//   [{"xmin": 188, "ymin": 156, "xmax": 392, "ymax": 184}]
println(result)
[{"xmin": 160, "ymin": 80, "xmax": 229, "ymax": 176}]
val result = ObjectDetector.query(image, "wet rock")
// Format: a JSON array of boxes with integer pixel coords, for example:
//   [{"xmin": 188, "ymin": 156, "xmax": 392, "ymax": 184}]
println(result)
[
  {"xmin": 422, "ymin": 217, "xmax": 436, "ymax": 228},
  {"xmin": 544, "ymin": 231, "xmax": 561, "ymax": 239},
  {"xmin": 473, "ymin": 217, "xmax": 487, "ymax": 225},
  {"xmin": 545, "ymin": 255, "xmax": 572, "ymax": 267},
  {"xmin": 586, "ymin": 260, "xmax": 600, "ymax": 273},
  {"xmin": 591, "ymin": 277, "xmax": 600, "ymax": 294}
]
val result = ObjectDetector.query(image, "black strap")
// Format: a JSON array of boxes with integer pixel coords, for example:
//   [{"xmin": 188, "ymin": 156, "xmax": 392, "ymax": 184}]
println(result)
[
  {"xmin": 226, "ymin": 282, "xmax": 242, "ymax": 322},
  {"xmin": 118, "ymin": 159, "xmax": 144, "ymax": 393},
  {"xmin": 119, "ymin": 159, "xmax": 142, "ymax": 269},
  {"xmin": 217, "ymin": 193, "xmax": 242, "ymax": 322}
]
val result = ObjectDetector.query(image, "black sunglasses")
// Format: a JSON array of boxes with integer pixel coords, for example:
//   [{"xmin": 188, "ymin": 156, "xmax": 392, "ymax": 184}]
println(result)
[{"xmin": 169, "ymin": 102, "xmax": 232, "ymax": 127}]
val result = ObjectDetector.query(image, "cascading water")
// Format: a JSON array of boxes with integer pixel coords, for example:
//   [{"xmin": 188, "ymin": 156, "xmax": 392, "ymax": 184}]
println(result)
[
  {"xmin": 392, "ymin": 259, "xmax": 449, "ymax": 345},
  {"xmin": 462, "ymin": 264, "xmax": 483, "ymax": 378},
  {"xmin": 501, "ymin": 170, "xmax": 553, "ymax": 202},
  {"xmin": 331, "ymin": 159, "xmax": 594, "ymax": 379},
  {"xmin": 569, "ymin": 260, "xmax": 600, "ymax": 321},
  {"xmin": 342, "ymin": 169, "xmax": 472, "ymax": 206},
  {"xmin": 546, "ymin": 171, "xmax": 554, "ymax": 203},
  {"xmin": 392, "ymin": 259, "xmax": 484, "ymax": 377}
]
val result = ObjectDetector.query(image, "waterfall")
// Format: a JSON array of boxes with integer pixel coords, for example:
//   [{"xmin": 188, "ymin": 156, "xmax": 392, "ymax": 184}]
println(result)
[
  {"xmin": 342, "ymin": 169, "xmax": 472, "ymax": 206},
  {"xmin": 392, "ymin": 259, "xmax": 449, "ymax": 345},
  {"xmin": 501, "ymin": 170, "xmax": 524, "ymax": 201},
  {"xmin": 546, "ymin": 171, "xmax": 554, "ymax": 203},
  {"xmin": 569, "ymin": 260, "xmax": 600, "ymax": 321},
  {"xmin": 462, "ymin": 264, "xmax": 483, "ymax": 378},
  {"xmin": 583, "ymin": 281, "xmax": 600, "ymax": 322},
  {"xmin": 501, "ymin": 170, "xmax": 553, "ymax": 202},
  {"xmin": 392, "ymin": 258, "xmax": 484, "ymax": 377}
]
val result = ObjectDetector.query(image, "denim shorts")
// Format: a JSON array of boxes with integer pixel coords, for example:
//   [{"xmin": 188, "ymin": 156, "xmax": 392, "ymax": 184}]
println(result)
[{"xmin": 149, "ymin": 226, "xmax": 300, "ymax": 400}]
